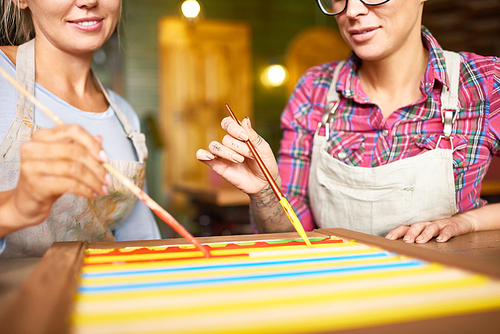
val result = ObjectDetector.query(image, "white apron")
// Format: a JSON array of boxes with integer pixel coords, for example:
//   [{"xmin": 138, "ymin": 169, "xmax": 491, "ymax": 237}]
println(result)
[
  {"xmin": 0, "ymin": 40, "xmax": 148, "ymax": 258},
  {"xmin": 308, "ymin": 52, "xmax": 461, "ymax": 236}
]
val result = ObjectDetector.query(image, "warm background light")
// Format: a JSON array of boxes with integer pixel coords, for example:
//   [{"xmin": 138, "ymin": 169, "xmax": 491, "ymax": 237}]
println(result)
[
  {"xmin": 181, "ymin": 0, "xmax": 201, "ymax": 19},
  {"xmin": 261, "ymin": 64, "xmax": 288, "ymax": 87}
]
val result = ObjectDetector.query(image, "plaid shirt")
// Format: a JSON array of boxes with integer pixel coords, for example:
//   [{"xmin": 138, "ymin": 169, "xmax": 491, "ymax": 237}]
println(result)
[{"xmin": 278, "ymin": 27, "xmax": 500, "ymax": 231}]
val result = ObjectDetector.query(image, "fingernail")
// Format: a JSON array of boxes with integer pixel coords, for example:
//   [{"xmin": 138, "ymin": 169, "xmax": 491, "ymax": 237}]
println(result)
[
  {"xmin": 244, "ymin": 117, "xmax": 252, "ymax": 127},
  {"xmin": 232, "ymin": 153, "xmax": 244, "ymax": 163},
  {"xmin": 206, "ymin": 152, "xmax": 215, "ymax": 160},
  {"xmin": 386, "ymin": 234, "xmax": 392, "ymax": 240},
  {"xmin": 237, "ymin": 130, "xmax": 249, "ymax": 141},
  {"xmin": 99, "ymin": 150, "xmax": 110, "ymax": 163},
  {"xmin": 404, "ymin": 237, "xmax": 410, "ymax": 242},
  {"xmin": 416, "ymin": 236, "xmax": 423, "ymax": 241},
  {"xmin": 436, "ymin": 236, "xmax": 443, "ymax": 241},
  {"xmin": 105, "ymin": 173, "xmax": 113, "ymax": 186},
  {"xmin": 102, "ymin": 185, "xmax": 109, "ymax": 196}
]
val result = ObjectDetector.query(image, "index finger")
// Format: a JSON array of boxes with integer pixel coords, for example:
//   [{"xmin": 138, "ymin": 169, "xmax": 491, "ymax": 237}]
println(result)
[
  {"xmin": 221, "ymin": 117, "xmax": 249, "ymax": 142},
  {"xmin": 435, "ymin": 224, "xmax": 460, "ymax": 243},
  {"xmin": 385, "ymin": 225, "xmax": 410, "ymax": 240},
  {"xmin": 32, "ymin": 124, "xmax": 109, "ymax": 163}
]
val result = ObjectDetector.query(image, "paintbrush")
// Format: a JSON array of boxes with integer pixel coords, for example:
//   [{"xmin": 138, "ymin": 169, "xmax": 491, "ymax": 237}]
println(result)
[
  {"xmin": 0, "ymin": 65, "xmax": 210, "ymax": 258},
  {"xmin": 225, "ymin": 104, "xmax": 312, "ymax": 247}
]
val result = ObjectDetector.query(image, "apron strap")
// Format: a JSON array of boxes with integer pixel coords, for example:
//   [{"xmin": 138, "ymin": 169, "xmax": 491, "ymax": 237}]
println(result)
[
  {"xmin": 91, "ymin": 71, "xmax": 148, "ymax": 163},
  {"xmin": 437, "ymin": 51, "xmax": 461, "ymax": 149},
  {"xmin": 316, "ymin": 60, "xmax": 346, "ymax": 137},
  {"xmin": 15, "ymin": 39, "xmax": 35, "ymax": 124}
]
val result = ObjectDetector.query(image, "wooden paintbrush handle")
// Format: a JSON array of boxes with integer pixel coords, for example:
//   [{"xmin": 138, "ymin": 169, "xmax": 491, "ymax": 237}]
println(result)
[{"xmin": 225, "ymin": 104, "xmax": 283, "ymax": 200}]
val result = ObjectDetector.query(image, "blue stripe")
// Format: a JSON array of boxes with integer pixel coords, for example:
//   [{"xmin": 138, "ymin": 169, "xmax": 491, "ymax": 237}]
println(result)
[
  {"xmin": 82, "ymin": 252, "xmax": 391, "ymax": 278},
  {"xmin": 79, "ymin": 260, "xmax": 423, "ymax": 293}
]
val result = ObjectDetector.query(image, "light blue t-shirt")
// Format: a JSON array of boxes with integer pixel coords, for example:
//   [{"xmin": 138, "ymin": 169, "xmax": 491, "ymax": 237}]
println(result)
[{"xmin": 0, "ymin": 50, "xmax": 161, "ymax": 247}]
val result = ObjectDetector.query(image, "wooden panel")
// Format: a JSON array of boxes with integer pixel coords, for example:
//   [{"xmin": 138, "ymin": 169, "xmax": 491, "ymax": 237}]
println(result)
[
  {"xmin": 0, "ymin": 242, "xmax": 85, "ymax": 334},
  {"xmin": 158, "ymin": 17, "xmax": 252, "ymax": 192},
  {"xmin": 2, "ymin": 230, "xmax": 500, "ymax": 333},
  {"xmin": 423, "ymin": 0, "xmax": 500, "ymax": 55},
  {"xmin": 482, "ymin": 156, "xmax": 500, "ymax": 196},
  {"xmin": 286, "ymin": 27, "xmax": 351, "ymax": 95}
]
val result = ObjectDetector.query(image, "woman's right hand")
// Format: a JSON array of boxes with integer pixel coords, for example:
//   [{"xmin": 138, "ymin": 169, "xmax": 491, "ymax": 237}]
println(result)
[
  {"xmin": 0, "ymin": 124, "xmax": 112, "ymax": 237},
  {"xmin": 196, "ymin": 116, "xmax": 279, "ymax": 197}
]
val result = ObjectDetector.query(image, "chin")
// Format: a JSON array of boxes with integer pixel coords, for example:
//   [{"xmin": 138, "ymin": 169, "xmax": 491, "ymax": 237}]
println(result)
[
  {"xmin": 70, "ymin": 39, "xmax": 107, "ymax": 53},
  {"xmin": 350, "ymin": 46, "xmax": 385, "ymax": 62}
]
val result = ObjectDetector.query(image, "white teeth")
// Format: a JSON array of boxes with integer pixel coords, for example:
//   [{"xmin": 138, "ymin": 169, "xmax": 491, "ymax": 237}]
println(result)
[{"xmin": 76, "ymin": 21, "xmax": 99, "ymax": 26}]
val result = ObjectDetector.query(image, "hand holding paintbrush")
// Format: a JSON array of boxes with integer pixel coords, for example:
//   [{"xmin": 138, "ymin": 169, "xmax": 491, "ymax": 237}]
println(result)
[
  {"xmin": 196, "ymin": 104, "xmax": 312, "ymax": 247},
  {"xmin": 225, "ymin": 104, "xmax": 312, "ymax": 247},
  {"xmin": 0, "ymin": 65, "xmax": 210, "ymax": 257}
]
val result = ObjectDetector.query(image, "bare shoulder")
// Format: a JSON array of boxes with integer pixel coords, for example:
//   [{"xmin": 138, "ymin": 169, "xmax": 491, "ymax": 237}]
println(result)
[{"xmin": 0, "ymin": 45, "xmax": 18, "ymax": 65}]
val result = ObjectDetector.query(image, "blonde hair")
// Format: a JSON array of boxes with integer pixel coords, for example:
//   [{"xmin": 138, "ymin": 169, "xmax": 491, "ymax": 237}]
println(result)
[{"xmin": 0, "ymin": 0, "xmax": 34, "ymax": 46}]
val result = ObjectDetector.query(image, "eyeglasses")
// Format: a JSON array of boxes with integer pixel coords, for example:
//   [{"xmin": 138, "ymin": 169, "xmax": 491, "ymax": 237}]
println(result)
[{"xmin": 316, "ymin": 0, "xmax": 391, "ymax": 16}]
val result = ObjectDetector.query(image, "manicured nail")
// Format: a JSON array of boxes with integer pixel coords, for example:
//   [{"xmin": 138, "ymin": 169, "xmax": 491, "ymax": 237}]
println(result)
[
  {"xmin": 386, "ymin": 234, "xmax": 392, "ymax": 240},
  {"xmin": 206, "ymin": 152, "xmax": 215, "ymax": 160},
  {"xmin": 416, "ymin": 236, "xmax": 423, "ymax": 242},
  {"xmin": 436, "ymin": 236, "xmax": 443, "ymax": 241},
  {"xmin": 237, "ymin": 130, "xmax": 249, "ymax": 141},
  {"xmin": 99, "ymin": 150, "xmax": 110, "ymax": 163},
  {"xmin": 102, "ymin": 185, "xmax": 109, "ymax": 196},
  {"xmin": 232, "ymin": 153, "xmax": 244, "ymax": 163},
  {"xmin": 105, "ymin": 173, "xmax": 113, "ymax": 186},
  {"xmin": 244, "ymin": 117, "xmax": 252, "ymax": 128}
]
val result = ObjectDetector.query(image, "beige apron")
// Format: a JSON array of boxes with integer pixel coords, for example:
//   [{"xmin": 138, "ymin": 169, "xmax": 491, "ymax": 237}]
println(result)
[
  {"xmin": 308, "ymin": 52, "xmax": 460, "ymax": 236},
  {"xmin": 0, "ymin": 40, "xmax": 148, "ymax": 258}
]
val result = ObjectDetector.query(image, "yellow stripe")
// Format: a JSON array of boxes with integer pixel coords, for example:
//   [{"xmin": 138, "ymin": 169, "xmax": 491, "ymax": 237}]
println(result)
[
  {"xmin": 84, "ymin": 237, "xmax": 340, "ymax": 256},
  {"xmin": 82, "ymin": 241, "xmax": 367, "ymax": 265},
  {"xmin": 80, "ymin": 247, "xmax": 383, "ymax": 276},
  {"xmin": 79, "ymin": 255, "xmax": 409, "ymax": 287},
  {"xmin": 72, "ymin": 273, "xmax": 500, "ymax": 330},
  {"xmin": 76, "ymin": 262, "xmax": 443, "ymax": 303}
]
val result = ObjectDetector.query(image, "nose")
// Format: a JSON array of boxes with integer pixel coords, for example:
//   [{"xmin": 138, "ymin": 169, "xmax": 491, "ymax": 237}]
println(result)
[
  {"xmin": 75, "ymin": 0, "xmax": 98, "ymax": 9},
  {"xmin": 344, "ymin": 0, "xmax": 369, "ymax": 19}
]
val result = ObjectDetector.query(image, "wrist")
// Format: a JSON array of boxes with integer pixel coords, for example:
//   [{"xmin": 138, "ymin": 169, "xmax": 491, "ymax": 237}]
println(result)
[
  {"xmin": 454, "ymin": 209, "xmax": 479, "ymax": 234},
  {"xmin": 0, "ymin": 189, "xmax": 49, "ymax": 238},
  {"xmin": 249, "ymin": 175, "xmax": 282, "ymax": 204}
]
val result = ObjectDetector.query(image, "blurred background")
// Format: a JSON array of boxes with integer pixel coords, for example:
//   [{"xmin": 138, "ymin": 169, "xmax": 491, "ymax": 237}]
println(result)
[{"xmin": 92, "ymin": 0, "xmax": 500, "ymax": 239}]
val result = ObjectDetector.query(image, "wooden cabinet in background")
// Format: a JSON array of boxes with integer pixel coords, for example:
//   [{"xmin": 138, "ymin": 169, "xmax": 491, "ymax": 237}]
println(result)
[{"xmin": 158, "ymin": 17, "xmax": 252, "ymax": 208}]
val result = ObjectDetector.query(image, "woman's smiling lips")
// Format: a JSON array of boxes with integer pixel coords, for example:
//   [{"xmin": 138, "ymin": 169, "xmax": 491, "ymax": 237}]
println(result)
[
  {"xmin": 68, "ymin": 17, "xmax": 103, "ymax": 32},
  {"xmin": 348, "ymin": 26, "xmax": 379, "ymax": 43}
]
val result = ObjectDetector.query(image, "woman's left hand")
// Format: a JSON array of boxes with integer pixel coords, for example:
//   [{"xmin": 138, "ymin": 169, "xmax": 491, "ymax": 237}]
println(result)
[{"xmin": 385, "ymin": 214, "xmax": 475, "ymax": 243}]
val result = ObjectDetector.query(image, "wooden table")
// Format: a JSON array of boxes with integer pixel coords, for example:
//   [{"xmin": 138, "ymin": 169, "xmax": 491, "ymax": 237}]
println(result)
[
  {"xmin": 1, "ymin": 229, "xmax": 499, "ymax": 334},
  {"xmin": 418, "ymin": 230, "xmax": 500, "ymax": 265},
  {"xmin": 1, "ymin": 229, "xmax": 499, "ymax": 308}
]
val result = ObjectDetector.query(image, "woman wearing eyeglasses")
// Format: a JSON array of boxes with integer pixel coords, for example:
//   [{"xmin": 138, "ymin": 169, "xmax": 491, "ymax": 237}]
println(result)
[{"xmin": 197, "ymin": 0, "xmax": 500, "ymax": 243}]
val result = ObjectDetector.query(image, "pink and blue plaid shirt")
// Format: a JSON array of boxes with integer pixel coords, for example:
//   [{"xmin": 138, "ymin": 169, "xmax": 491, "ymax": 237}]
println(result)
[{"xmin": 278, "ymin": 27, "xmax": 500, "ymax": 231}]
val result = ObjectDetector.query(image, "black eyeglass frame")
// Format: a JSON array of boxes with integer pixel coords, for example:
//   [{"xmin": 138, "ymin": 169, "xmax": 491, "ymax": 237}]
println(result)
[{"xmin": 316, "ymin": 0, "xmax": 391, "ymax": 16}]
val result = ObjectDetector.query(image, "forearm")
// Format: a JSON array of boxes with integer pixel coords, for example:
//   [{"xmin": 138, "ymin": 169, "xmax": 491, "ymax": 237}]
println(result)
[{"xmin": 249, "ymin": 184, "xmax": 294, "ymax": 233}]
